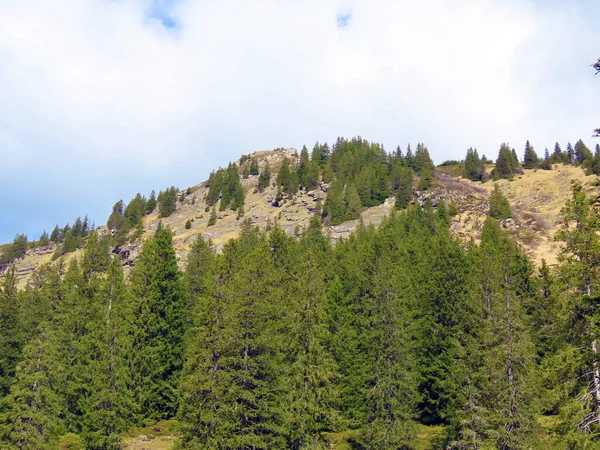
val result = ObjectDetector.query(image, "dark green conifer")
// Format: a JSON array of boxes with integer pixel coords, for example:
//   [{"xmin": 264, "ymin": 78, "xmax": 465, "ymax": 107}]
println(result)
[{"xmin": 129, "ymin": 225, "xmax": 186, "ymax": 422}]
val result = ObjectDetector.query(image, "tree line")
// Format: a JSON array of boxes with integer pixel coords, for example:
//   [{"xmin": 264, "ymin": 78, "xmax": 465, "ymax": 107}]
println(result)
[{"xmin": 2, "ymin": 181, "xmax": 600, "ymax": 448}]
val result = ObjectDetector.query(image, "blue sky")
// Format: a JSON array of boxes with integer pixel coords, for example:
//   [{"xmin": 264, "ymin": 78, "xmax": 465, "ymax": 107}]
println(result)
[{"xmin": 0, "ymin": 0, "xmax": 599, "ymax": 243}]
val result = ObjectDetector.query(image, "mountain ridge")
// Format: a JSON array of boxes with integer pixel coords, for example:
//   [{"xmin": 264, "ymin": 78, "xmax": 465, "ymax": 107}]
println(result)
[{"xmin": 2, "ymin": 148, "xmax": 598, "ymax": 288}]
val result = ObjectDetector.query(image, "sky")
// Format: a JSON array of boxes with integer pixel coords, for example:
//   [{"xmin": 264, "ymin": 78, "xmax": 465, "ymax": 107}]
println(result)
[{"xmin": 0, "ymin": 0, "xmax": 598, "ymax": 243}]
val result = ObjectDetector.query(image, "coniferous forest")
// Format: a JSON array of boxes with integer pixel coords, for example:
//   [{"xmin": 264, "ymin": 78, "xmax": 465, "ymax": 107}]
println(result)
[{"xmin": 3, "ymin": 138, "xmax": 600, "ymax": 449}]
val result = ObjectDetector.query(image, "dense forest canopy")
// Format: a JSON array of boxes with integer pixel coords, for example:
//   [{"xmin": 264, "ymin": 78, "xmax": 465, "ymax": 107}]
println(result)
[{"xmin": 2, "ymin": 135, "xmax": 600, "ymax": 448}]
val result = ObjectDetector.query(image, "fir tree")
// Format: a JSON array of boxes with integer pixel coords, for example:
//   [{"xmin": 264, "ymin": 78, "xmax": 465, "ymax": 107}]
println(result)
[
  {"xmin": 394, "ymin": 167, "xmax": 413, "ymax": 209},
  {"xmin": 463, "ymin": 147, "xmax": 485, "ymax": 181},
  {"xmin": 540, "ymin": 148, "xmax": 552, "ymax": 170},
  {"xmin": 250, "ymin": 159, "xmax": 260, "ymax": 176},
  {"xmin": 277, "ymin": 157, "xmax": 298, "ymax": 194},
  {"xmin": 129, "ymin": 225, "xmax": 186, "ymax": 422},
  {"xmin": 0, "ymin": 266, "xmax": 24, "ymax": 397},
  {"xmin": 489, "ymin": 184, "xmax": 512, "ymax": 219},
  {"xmin": 178, "ymin": 224, "xmax": 286, "ymax": 448},
  {"xmin": 258, "ymin": 162, "xmax": 271, "ymax": 192},
  {"xmin": 80, "ymin": 259, "xmax": 133, "ymax": 449},
  {"xmin": 522, "ymin": 140, "xmax": 539, "ymax": 169},
  {"xmin": 145, "ymin": 190, "xmax": 157, "ymax": 214},
  {"xmin": 0, "ymin": 326, "xmax": 66, "ymax": 450},
  {"xmin": 358, "ymin": 251, "xmax": 418, "ymax": 449}
]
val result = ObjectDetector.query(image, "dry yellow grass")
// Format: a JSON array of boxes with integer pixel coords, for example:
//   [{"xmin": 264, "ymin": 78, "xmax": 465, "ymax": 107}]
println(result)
[
  {"xmin": 9, "ymin": 158, "xmax": 598, "ymax": 286},
  {"xmin": 458, "ymin": 165, "xmax": 599, "ymax": 266}
]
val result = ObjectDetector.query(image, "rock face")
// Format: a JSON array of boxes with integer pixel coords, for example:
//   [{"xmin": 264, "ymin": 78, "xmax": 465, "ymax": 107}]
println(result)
[{"xmin": 5, "ymin": 155, "xmax": 599, "ymax": 287}]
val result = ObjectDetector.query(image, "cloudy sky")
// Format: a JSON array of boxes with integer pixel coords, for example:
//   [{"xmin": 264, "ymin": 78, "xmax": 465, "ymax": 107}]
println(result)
[{"xmin": 0, "ymin": 0, "xmax": 598, "ymax": 243}]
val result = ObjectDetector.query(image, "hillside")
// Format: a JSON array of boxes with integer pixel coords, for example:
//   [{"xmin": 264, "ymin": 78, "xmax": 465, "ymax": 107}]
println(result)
[
  {"xmin": 5, "ymin": 145, "xmax": 600, "ymax": 449},
  {"xmin": 3, "ymin": 149, "xmax": 598, "ymax": 288}
]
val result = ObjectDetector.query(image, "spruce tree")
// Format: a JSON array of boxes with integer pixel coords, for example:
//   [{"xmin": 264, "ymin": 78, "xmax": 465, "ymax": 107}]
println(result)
[
  {"xmin": 178, "ymin": 224, "xmax": 286, "ymax": 448},
  {"xmin": 489, "ymin": 184, "xmax": 512, "ymax": 219},
  {"xmin": 522, "ymin": 140, "xmax": 539, "ymax": 169},
  {"xmin": 358, "ymin": 251, "xmax": 418, "ymax": 449},
  {"xmin": 0, "ymin": 326, "xmax": 65, "ymax": 450},
  {"xmin": 0, "ymin": 266, "xmax": 24, "ymax": 398},
  {"xmin": 129, "ymin": 225, "xmax": 186, "ymax": 422},
  {"xmin": 249, "ymin": 159, "xmax": 259, "ymax": 176},
  {"xmin": 258, "ymin": 162, "xmax": 271, "ymax": 192},
  {"xmin": 80, "ymin": 259, "xmax": 132, "ymax": 449},
  {"xmin": 395, "ymin": 167, "xmax": 413, "ymax": 209},
  {"xmin": 282, "ymin": 248, "xmax": 338, "ymax": 449}
]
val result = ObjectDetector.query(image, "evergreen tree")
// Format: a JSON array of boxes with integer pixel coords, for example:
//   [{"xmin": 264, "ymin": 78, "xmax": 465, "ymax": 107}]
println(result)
[
  {"xmin": 145, "ymin": 190, "xmax": 157, "ymax": 214},
  {"xmin": 178, "ymin": 224, "xmax": 286, "ymax": 448},
  {"xmin": 249, "ymin": 159, "xmax": 260, "ymax": 176},
  {"xmin": 296, "ymin": 145, "xmax": 310, "ymax": 188},
  {"xmin": 358, "ymin": 251, "xmax": 418, "ymax": 448},
  {"xmin": 394, "ymin": 167, "xmax": 413, "ymax": 209},
  {"xmin": 129, "ymin": 225, "xmax": 186, "ymax": 422},
  {"xmin": 522, "ymin": 140, "xmax": 539, "ymax": 169},
  {"xmin": 0, "ymin": 266, "xmax": 24, "ymax": 398},
  {"xmin": 207, "ymin": 205, "xmax": 217, "ymax": 227},
  {"xmin": 574, "ymin": 139, "xmax": 593, "ymax": 167},
  {"xmin": 124, "ymin": 193, "xmax": 146, "ymax": 228},
  {"xmin": 345, "ymin": 184, "xmax": 362, "ymax": 221},
  {"xmin": 489, "ymin": 184, "xmax": 512, "ymax": 219},
  {"xmin": 0, "ymin": 326, "xmax": 66, "ymax": 450},
  {"xmin": 107, "ymin": 200, "xmax": 126, "ymax": 232},
  {"xmin": 566, "ymin": 142, "xmax": 575, "ymax": 165},
  {"xmin": 463, "ymin": 147, "xmax": 485, "ymax": 181},
  {"xmin": 494, "ymin": 144, "xmax": 521, "ymax": 179},
  {"xmin": 38, "ymin": 231, "xmax": 50, "ymax": 247},
  {"xmin": 258, "ymin": 162, "xmax": 271, "ymax": 192},
  {"xmin": 551, "ymin": 142, "xmax": 563, "ymax": 164},
  {"xmin": 277, "ymin": 157, "xmax": 298, "ymax": 195},
  {"xmin": 50, "ymin": 225, "xmax": 61, "ymax": 242},
  {"xmin": 80, "ymin": 259, "xmax": 132, "ymax": 449},
  {"xmin": 540, "ymin": 148, "xmax": 552, "ymax": 170},
  {"xmin": 282, "ymin": 248, "xmax": 338, "ymax": 449},
  {"xmin": 158, "ymin": 186, "xmax": 178, "ymax": 218},
  {"xmin": 453, "ymin": 218, "xmax": 540, "ymax": 448}
]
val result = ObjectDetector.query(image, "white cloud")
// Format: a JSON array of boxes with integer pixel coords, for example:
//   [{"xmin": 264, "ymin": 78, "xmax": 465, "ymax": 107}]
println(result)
[{"xmin": 0, "ymin": 0, "xmax": 599, "ymax": 240}]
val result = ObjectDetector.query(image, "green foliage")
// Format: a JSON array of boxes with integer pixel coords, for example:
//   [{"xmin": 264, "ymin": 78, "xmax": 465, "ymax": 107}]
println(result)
[
  {"xmin": 540, "ymin": 147, "xmax": 552, "ymax": 170},
  {"xmin": 8, "ymin": 145, "xmax": 600, "ymax": 448},
  {"xmin": 0, "ymin": 266, "xmax": 25, "ymax": 397},
  {"xmin": 53, "ymin": 216, "xmax": 91, "ymax": 258},
  {"xmin": 145, "ymin": 190, "xmax": 157, "ymax": 214},
  {"xmin": 448, "ymin": 200, "xmax": 459, "ymax": 217},
  {"xmin": 489, "ymin": 184, "xmax": 512, "ymax": 219},
  {"xmin": 277, "ymin": 157, "xmax": 299, "ymax": 194},
  {"xmin": 178, "ymin": 223, "xmax": 287, "ymax": 449},
  {"xmin": 494, "ymin": 143, "xmax": 522, "ymax": 179},
  {"xmin": 258, "ymin": 162, "xmax": 271, "ymax": 192},
  {"xmin": 523, "ymin": 140, "xmax": 539, "ymax": 169},
  {"xmin": 0, "ymin": 326, "xmax": 66, "ymax": 449},
  {"xmin": 207, "ymin": 205, "xmax": 217, "ymax": 226},
  {"xmin": 59, "ymin": 433, "xmax": 85, "ymax": 450},
  {"xmin": 38, "ymin": 230, "xmax": 50, "ymax": 247},
  {"xmin": 439, "ymin": 159, "xmax": 461, "ymax": 166},
  {"xmin": 249, "ymin": 158, "xmax": 259, "ymax": 176},
  {"xmin": 158, "ymin": 186, "xmax": 178, "ymax": 218},
  {"xmin": 463, "ymin": 147, "xmax": 485, "ymax": 181},
  {"xmin": 394, "ymin": 167, "xmax": 413, "ymax": 209},
  {"xmin": 0, "ymin": 233, "xmax": 28, "ymax": 264},
  {"xmin": 312, "ymin": 142, "xmax": 331, "ymax": 168},
  {"xmin": 574, "ymin": 139, "xmax": 593, "ymax": 168},
  {"xmin": 129, "ymin": 225, "xmax": 186, "ymax": 423},
  {"xmin": 184, "ymin": 219, "xmax": 192, "ymax": 229},
  {"xmin": 207, "ymin": 164, "xmax": 244, "ymax": 211},
  {"xmin": 124, "ymin": 193, "xmax": 146, "ymax": 227}
]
